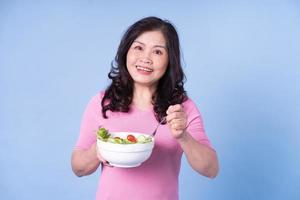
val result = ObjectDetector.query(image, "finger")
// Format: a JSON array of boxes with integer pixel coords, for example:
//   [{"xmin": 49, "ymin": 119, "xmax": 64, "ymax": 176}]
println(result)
[
  {"xmin": 170, "ymin": 118, "xmax": 187, "ymax": 129},
  {"xmin": 170, "ymin": 104, "xmax": 182, "ymax": 112},
  {"xmin": 167, "ymin": 104, "xmax": 181, "ymax": 114},
  {"xmin": 99, "ymin": 158, "xmax": 113, "ymax": 167},
  {"xmin": 172, "ymin": 123, "xmax": 185, "ymax": 131},
  {"xmin": 168, "ymin": 105, "xmax": 184, "ymax": 117},
  {"xmin": 166, "ymin": 112, "xmax": 176, "ymax": 123},
  {"xmin": 170, "ymin": 119, "xmax": 186, "ymax": 130},
  {"xmin": 166, "ymin": 111, "xmax": 185, "ymax": 123},
  {"xmin": 166, "ymin": 105, "xmax": 173, "ymax": 115},
  {"xmin": 102, "ymin": 160, "xmax": 113, "ymax": 167}
]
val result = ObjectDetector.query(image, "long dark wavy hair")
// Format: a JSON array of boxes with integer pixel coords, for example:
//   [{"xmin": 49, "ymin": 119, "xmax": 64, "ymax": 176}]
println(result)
[{"xmin": 101, "ymin": 16, "xmax": 187, "ymax": 123}]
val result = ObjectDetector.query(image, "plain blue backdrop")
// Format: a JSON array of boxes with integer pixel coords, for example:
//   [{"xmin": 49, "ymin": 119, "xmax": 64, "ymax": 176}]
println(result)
[{"xmin": 1, "ymin": 0, "xmax": 299, "ymax": 199}]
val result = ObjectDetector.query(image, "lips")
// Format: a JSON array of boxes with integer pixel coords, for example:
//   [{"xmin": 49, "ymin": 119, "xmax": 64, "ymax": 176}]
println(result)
[{"xmin": 136, "ymin": 65, "xmax": 153, "ymax": 72}]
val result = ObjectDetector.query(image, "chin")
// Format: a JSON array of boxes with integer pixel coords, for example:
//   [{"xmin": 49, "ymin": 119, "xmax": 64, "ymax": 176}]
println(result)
[{"xmin": 133, "ymin": 80, "xmax": 155, "ymax": 87}]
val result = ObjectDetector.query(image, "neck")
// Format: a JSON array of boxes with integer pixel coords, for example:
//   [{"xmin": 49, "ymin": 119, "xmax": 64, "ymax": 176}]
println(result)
[{"xmin": 132, "ymin": 83, "xmax": 157, "ymax": 109}]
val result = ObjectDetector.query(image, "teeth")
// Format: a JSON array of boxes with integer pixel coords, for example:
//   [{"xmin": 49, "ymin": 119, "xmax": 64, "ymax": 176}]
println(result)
[{"xmin": 136, "ymin": 66, "xmax": 153, "ymax": 72}]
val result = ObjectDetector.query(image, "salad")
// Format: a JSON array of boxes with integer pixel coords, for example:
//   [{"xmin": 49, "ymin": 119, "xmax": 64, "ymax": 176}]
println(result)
[{"xmin": 97, "ymin": 127, "xmax": 152, "ymax": 144}]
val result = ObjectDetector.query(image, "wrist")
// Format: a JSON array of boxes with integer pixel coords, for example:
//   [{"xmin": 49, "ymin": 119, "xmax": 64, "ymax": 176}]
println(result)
[{"xmin": 176, "ymin": 130, "xmax": 189, "ymax": 143}]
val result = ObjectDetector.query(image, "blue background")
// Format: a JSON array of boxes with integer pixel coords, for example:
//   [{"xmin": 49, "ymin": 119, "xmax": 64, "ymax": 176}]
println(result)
[{"xmin": 1, "ymin": 1, "xmax": 299, "ymax": 199}]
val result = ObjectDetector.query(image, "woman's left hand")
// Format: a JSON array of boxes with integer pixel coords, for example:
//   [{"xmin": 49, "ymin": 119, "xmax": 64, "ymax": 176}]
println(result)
[{"xmin": 166, "ymin": 104, "xmax": 187, "ymax": 139}]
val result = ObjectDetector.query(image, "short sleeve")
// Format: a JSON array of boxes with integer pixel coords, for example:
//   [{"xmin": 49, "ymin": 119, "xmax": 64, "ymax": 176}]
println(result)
[
  {"xmin": 183, "ymin": 98, "xmax": 213, "ymax": 149},
  {"xmin": 74, "ymin": 92, "xmax": 103, "ymax": 150}
]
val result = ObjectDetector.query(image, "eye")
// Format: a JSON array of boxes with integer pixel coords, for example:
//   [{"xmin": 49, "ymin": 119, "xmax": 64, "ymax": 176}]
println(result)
[
  {"xmin": 134, "ymin": 45, "xmax": 143, "ymax": 50},
  {"xmin": 154, "ymin": 49, "xmax": 163, "ymax": 55}
]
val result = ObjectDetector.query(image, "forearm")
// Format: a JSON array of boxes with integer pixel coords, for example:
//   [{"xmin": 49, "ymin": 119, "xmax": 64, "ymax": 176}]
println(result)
[
  {"xmin": 177, "ymin": 131, "xmax": 219, "ymax": 178},
  {"xmin": 71, "ymin": 144, "xmax": 101, "ymax": 177}
]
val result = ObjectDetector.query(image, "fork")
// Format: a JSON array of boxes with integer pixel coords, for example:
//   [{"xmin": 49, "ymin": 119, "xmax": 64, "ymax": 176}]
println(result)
[{"xmin": 151, "ymin": 117, "xmax": 166, "ymax": 136}]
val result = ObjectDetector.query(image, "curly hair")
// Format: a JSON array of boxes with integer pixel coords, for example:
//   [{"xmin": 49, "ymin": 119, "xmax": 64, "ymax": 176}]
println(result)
[{"xmin": 101, "ymin": 16, "xmax": 187, "ymax": 123}]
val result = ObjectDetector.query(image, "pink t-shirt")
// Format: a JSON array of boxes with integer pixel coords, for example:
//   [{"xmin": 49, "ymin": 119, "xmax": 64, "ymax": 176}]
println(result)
[{"xmin": 75, "ymin": 92, "xmax": 212, "ymax": 200}]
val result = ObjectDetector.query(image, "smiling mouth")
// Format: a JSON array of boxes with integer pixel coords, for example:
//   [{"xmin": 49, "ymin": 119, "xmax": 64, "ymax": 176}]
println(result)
[{"xmin": 136, "ymin": 65, "xmax": 153, "ymax": 72}]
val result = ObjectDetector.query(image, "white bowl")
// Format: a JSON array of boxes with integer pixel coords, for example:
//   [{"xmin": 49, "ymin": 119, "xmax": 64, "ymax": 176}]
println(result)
[{"xmin": 97, "ymin": 132, "xmax": 155, "ymax": 168}]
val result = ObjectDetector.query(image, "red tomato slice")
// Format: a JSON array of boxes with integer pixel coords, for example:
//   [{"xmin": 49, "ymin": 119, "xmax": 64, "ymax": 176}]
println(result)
[{"xmin": 127, "ymin": 134, "xmax": 137, "ymax": 143}]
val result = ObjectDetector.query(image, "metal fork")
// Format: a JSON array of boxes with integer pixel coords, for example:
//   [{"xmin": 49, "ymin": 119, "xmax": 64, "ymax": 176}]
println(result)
[{"xmin": 151, "ymin": 117, "xmax": 166, "ymax": 136}]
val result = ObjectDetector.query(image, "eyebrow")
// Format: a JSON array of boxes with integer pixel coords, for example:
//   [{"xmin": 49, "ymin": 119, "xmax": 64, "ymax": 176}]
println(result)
[{"xmin": 133, "ymin": 40, "xmax": 167, "ymax": 50}]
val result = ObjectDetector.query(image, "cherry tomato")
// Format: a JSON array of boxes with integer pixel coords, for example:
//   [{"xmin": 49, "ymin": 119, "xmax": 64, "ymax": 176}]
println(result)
[{"xmin": 127, "ymin": 134, "xmax": 137, "ymax": 143}]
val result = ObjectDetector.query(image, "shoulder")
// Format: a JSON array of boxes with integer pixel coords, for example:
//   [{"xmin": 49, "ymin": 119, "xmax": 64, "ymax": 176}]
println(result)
[
  {"xmin": 182, "ymin": 97, "xmax": 202, "ymax": 117},
  {"xmin": 95, "ymin": 90, "xmax": 105, "ymax": 101},
  {"xmin": 182, "ymin": 97, "xmax": 198, "ymax": 110},
  {"xmin": 85, "ymin": 91, "xmax": 105, "ymax": 109}
]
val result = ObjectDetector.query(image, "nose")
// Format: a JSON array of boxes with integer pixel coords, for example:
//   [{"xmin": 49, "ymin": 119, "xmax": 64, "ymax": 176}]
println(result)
[
  {"xmin": 139, "ymin": 50, "xmax": 152, "ymax": 64},
  {"xmin": 140, "ymin": 58, "xmax": 152, "ymax": 64}
]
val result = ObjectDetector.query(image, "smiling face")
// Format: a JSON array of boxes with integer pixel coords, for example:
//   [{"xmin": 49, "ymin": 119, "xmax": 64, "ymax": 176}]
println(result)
[{"xmin": 126, "ymin": 30, "xmax": 169, "ymax": 89}]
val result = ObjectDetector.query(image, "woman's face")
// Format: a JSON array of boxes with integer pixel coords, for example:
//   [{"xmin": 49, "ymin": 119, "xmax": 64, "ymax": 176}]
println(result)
[{"xmin": 126, "ymin": 30, "xmax": 169, "ymax": 88}]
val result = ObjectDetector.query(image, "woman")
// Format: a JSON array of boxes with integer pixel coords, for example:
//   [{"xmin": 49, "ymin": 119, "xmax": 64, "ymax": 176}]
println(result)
[{"xmin": 71, "ymin": 16, "xmax": 219, "ymax": 200}]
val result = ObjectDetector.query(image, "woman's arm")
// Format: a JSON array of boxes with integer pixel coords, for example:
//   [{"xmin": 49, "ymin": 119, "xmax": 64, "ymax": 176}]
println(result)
[
  {"xmin": 177, "ymin": 131, "xmax": 219, "ymax": 178},
  {"xmin": 166, "ymin": 104, "xmax": 219, "ymax": 178},
  {"xmin": 71, "ymin": 143, "xmax": 101, "ymax": 177}
]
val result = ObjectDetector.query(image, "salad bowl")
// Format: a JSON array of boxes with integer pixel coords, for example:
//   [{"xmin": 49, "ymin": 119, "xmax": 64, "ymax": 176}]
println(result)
[{"xmin": 96, "ymin": 129, "xmax": 154, "ymax": 168}]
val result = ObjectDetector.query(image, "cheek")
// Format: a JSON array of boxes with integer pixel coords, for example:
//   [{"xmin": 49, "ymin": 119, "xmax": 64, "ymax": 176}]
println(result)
[
  {"xmin": 154, "ymin": 65, "xmax": 168, "ymax": 80},
  {"xmin": 157, "ymin": 59, "xmax": 168, "ymax": 72},
  {"xmin": 126, "ymin": 52, "xmax": 138, "ymax": 66},
  {"xmin": 160, "ymin": 55, "xmax": 168, "ymax": 68}
]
